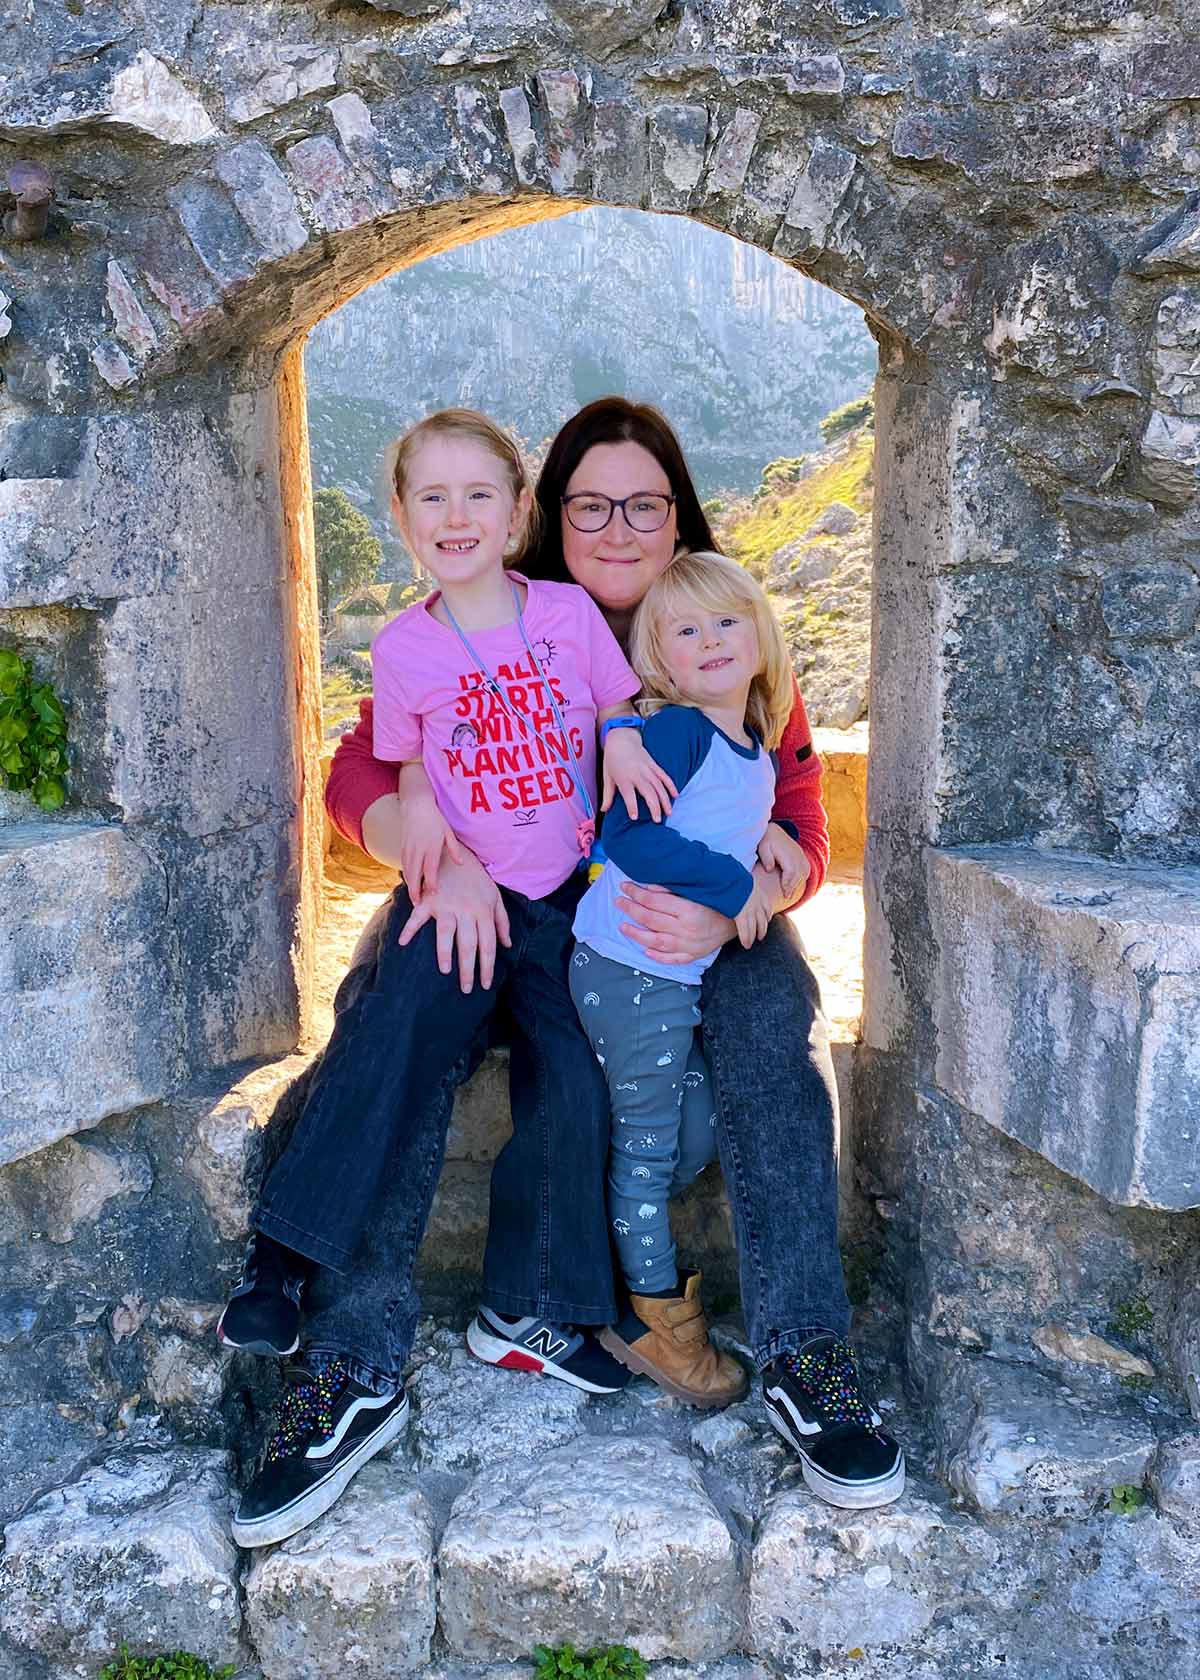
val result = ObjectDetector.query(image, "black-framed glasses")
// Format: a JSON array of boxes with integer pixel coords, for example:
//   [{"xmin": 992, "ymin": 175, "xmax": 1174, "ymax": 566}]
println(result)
[{"xmin": 561, "ymin": 492, "xmax": 676, "ymax": 533}]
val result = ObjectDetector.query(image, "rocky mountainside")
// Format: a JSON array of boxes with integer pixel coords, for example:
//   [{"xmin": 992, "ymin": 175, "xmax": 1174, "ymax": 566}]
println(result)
[
  {"xmin": 305, "ymin": 206, "xmax": 876, "ymax": 571},
  {"xmin": 720, "ymin": 419, "xmax": 874, "ymax": 729}
]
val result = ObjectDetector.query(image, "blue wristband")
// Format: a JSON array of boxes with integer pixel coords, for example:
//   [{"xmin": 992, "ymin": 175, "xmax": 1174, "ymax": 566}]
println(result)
[{"xmin": 600, "ymin": 716, "xmax": 644, "ymax": 743}]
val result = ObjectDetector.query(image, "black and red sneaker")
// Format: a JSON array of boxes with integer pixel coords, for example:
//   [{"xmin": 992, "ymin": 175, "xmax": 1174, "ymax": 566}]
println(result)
[
  {"xmin": 763, "ymin": 1332, "xmax": 905, "ymax": 1509},
  {"xmin": 466, "ymin": 1305, "xmax": 631, "ymax": 1394}
]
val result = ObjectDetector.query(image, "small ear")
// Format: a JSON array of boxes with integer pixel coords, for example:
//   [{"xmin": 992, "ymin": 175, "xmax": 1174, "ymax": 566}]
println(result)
[{"xmin": 510, "ymin": 484, "xmax": 533, "ymax": 536}]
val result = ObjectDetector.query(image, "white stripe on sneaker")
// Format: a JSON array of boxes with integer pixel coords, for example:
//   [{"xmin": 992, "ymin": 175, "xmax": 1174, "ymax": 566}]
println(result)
[{"xmin": 307, "ymin": 1388, "xmax": 398, "ymax": 1460}]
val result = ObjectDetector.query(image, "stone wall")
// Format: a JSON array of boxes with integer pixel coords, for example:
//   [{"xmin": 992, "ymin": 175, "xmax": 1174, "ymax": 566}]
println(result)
[{"xmin": 2, "ymin": 0, "xmax": 1200, "ymax": 1671}]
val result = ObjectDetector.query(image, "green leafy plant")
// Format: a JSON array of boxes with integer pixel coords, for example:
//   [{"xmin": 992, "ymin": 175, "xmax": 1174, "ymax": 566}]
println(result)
[
  {"xmin": 98, "ymin": 1647, "xmax": 236, "ymax": 1680},
  {"xmin": 1119, "ymin": 1371, "xmax": 1153, "ymax": 1393},
  {"xmin": 1108, "ymin": 1483, "xmax": 1146, "ymax": 1515},
  {"xmin": 532, "ymin": 1643, "xmax": 647, "ymax": 1680},
  {"xmin": 1109, "ymin": 1295, "xmax": 1153, "ymax": 1342},
  {"xmin": 0, "ymin": 647, "xmax": 68, "ymax": 809},
  {"xmin": 819, "ymin": 390, "xmax": 875, "ymax": 444}
]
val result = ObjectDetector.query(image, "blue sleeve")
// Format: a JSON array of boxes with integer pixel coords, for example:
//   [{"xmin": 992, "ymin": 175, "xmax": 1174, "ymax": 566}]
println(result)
[{"xmin": 601, "ymin": 708, "xmax": 754, "ymax": 917}]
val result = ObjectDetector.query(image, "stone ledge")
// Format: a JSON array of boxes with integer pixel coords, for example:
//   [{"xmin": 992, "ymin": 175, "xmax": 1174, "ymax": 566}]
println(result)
[{"xmin": 927, "ymin": 846, "xmax": 1200, "ymax": 1210}]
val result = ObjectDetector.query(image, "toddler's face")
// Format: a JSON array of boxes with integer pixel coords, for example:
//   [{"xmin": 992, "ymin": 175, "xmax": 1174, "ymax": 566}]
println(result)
[
  {"xmin": 396, "ymin": 434, "xmax": 526, "ymax": 589},
  {"xmin": 656, "ymin": 603, "xmax": 761, "ymax": 711}
]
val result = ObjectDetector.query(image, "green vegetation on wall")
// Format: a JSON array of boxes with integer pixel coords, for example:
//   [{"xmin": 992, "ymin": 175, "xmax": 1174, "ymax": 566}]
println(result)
[
  {"xmin": 0, "ymin": 648, "xmax": 68, "ymax": 810},
  {"xmin": 819, "ymin": 391, "xmax": 874, "ymax": 444}
]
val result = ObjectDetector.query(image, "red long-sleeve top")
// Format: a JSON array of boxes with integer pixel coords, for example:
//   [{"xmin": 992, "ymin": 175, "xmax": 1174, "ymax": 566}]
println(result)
[{"xmin": 324, "ymin": 680, "xmax": 828, "ymax": 910}]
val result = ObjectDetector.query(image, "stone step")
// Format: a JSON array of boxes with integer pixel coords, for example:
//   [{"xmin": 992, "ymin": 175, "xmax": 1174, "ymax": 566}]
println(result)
[{"xmin": 4, "ymin": 1329, "xmax": 1199, "ymax": 1680}]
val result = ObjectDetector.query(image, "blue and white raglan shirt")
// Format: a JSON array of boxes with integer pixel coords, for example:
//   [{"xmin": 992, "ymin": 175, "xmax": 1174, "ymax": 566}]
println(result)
[{"xmin": 572, "ymin": 704, "xmax": 777, "ymax": 986}]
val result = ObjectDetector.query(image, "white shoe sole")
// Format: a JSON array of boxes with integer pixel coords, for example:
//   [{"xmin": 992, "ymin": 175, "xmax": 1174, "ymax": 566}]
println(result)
[
  {"xmin": 231, "ymin": 1395, "xmax": 410, "ymax": 1549},
  {"xmin": 466, "ymin": 1317, "xmax": 624, "ymax": 1394},
  {"xmin": 765, "ymin": 1404, "xmax": 906, "ymax": 1509},
  {"xmin": 216, "ymin": 1316, "xmax": 300, "ymax": 1358}
]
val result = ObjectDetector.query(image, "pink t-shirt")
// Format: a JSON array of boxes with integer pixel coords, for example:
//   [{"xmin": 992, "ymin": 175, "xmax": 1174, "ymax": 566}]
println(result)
[{"xmin": 371, "ymin": 574, "xmax": 640, "ymax": 899}]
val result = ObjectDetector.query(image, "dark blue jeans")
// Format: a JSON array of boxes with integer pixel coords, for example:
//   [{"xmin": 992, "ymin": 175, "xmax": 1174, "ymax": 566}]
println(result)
[
  {"xmin": 700, "ymin": 914, "xmax": 850, "ymax": 1365},
  {"xmin": 254, "ymin": 872, "xmax": 615, "ymax": 1391}
]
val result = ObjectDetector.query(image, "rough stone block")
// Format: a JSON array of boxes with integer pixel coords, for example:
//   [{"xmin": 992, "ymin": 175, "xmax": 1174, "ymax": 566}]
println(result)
[
  {"xmin": 407, "ymin": 1330, "xmax": 587, "ymax": 1471},
  {"xmin": 499, "ymin": 86, "xmax": 546, "ymax": 188},
  {"xmin": 773, "ymin": 138, "xmax": 858, "ymax": 260},
  {"xmin": 1136, "ymin": 202, "xmax": 1200, "ymax": 277},
  {"xmin": 0, "ymin": 1448, "xmax": 243, "ymax": 1673},
  {"xmin": 813, "ymin": 725, "xmax": 867, "ymax": 868},
  {"xmin": 703, "ymin": 107, "xmax": 759, "ymax": 201},
  {"xmin": 438, "ymin": 1438, "xmax": 739, "ymax": 1659},
  {"xmin": 244, "ymin": 1466, "xmax": 436, "ymax": 1679},
  {"xmin": 546, "ymin": 0, "xmax": 671, "ymax": 57},
  {"xmin": 536, "ymin": 70, "xmax": 588, "ymax": 197},
  {"xmin": 749, "ymin": 1480, "xmax": 998, "ymax": 1659},
  {"xmin": 169, "ymin": 175, "xmax": 265, "ymax": 294},
  {"xmin": 1129, "ymin": 410, "xmax": 1200, "ymax": 507},
  {"xmin": 648, "ymin": 103, "xmax": 708, "ymax": 211},
  {"xmin": 446, "ymin": 1048, "xmax": 512, "ymax": 1160},
  {"xmin": 96, "ymin": 585, "xmax": 292, "ymax": 834},
  {"xmin": 213, "ymin": 139, "xmax": 309, "ymax": 259},
  {"xmin": 928, "ymin": 846, "xmax": 1200, "ymax": 1209},
  {"xmin": 592, "ymin": 100, "xmax": 647, "ymax": 205},
  {"xmin": 1152, "ymin": 289, "xmax": 1200, "ymax": 416},
  {"xmin": 0, "ymin": 823, "xmax": 180, "ymax": 1167},
  {"xmin": 182, "ymin": 1053, "xmax": 312, "ymax": 1240},
  {"xmin": 984, "ymin": 218, "xmax": 1117, "ymax": 376},
  {"xmin": 1100, "ymin": 560, "xmax": 1200, "ymax": 640},
  {"xmin": 225, "ymin": 41, "xmax": 338, "ymax": 125},
  {"xmin": 942, "ymin": 1361, "xmax": 1155, "ymax": 1516},
  {"xmin": 286, "ymin": 135, "xmax": 395, "ymax": 234},
  {"xmin": 1150, "ymin": 1432, "xmax": 1200, "ymax": 1522},
  {"xmin": 452, "ymin": 85, "xmax": 515, "ymax": 196},
  {"xmin": 375, "ymin": 91, "xmax": 465, "ymax": 207}
]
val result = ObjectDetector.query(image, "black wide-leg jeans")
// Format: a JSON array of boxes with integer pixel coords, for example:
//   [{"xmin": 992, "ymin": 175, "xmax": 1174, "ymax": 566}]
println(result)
[{"xmin": 254, "ymin": 872, "xmax": 616, "ymax": 1391}]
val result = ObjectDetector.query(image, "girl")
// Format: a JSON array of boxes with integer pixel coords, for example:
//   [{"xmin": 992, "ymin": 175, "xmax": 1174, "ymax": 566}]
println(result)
[
  {"xmin": 570, "ymin": 551, "xmax": 809, "ymax": 1408},
  {"xmin": 220, "ymin": 408, "xmax": 672, "ymax": 1549}
]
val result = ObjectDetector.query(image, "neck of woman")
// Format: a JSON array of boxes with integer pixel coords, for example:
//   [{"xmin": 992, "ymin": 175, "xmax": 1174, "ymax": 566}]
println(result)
[
  {"xmin": 600, "ymin": 602, "xmax": 636, "ymax": 652},
  {"xmin": 429, "ymin": 568, "xmax": 521, "ymax": 631}
]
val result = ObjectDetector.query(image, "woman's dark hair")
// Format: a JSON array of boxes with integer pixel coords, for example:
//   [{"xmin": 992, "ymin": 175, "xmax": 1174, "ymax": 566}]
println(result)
[{"xmin": 526, "ymin": 398, "xmax": 718, "ymax": 581}]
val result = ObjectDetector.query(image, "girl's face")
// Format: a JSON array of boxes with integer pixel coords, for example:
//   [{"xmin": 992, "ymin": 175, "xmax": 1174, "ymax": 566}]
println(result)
[
  {"xmin": 657, "ymin": 602, "xmax": 762, "ymax": 712},
  {"xmin": 561, "ymin": 441, "xmax": 680, "ymax": 613},
  {"xmin": 395, "ymin": 433, "xmax": 528, "ymax": 591}
]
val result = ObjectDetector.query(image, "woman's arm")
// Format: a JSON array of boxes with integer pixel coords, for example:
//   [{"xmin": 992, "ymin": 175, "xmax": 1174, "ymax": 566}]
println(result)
[
  {"xmin": 771, "ymin": 679, "xmax": 829, "ymax": 910},
  {"xmin": 325, "ymin": 698, "xmax": 509, "ymax": 991}
]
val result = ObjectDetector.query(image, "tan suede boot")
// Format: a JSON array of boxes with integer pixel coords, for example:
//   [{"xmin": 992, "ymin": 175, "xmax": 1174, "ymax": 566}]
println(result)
[{"xmin": 599, "ymin": 1271, "xmax": 749, "ymax": 1408}]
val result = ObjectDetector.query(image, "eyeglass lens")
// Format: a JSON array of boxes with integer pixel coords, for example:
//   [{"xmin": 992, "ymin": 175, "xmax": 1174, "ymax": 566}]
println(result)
[{"xmin": 563, "ymin": 494, "xmax": 673, "ymax": 533}]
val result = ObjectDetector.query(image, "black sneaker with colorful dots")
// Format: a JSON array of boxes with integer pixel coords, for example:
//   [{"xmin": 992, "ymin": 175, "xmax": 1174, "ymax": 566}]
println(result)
[
  {"xmin": 762, "ymin": 1332, "xmax": 905, "ymax": 1509},
  {"xmin": 466, "ymin": 1305, "xmax": 632, "ymax": 1394},
  {"xmin": 232, "ymin": 1356, "xmax": 410, "ymax": 1548},
  {"xmin": 216, "ymin": 1233, "xmax": 307, "ymax": 1358}
]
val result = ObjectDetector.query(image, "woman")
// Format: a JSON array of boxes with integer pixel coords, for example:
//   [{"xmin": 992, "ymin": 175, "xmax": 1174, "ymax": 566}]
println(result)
[{"xmin": 232, "ymin": 401, "xmax": 903, "ymax": 1548}]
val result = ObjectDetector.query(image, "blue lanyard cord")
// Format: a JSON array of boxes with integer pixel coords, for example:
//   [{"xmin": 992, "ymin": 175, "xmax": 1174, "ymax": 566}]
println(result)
[{"xmin": 440, "ymin": 582, "xmax": 595, "ymax": 821}]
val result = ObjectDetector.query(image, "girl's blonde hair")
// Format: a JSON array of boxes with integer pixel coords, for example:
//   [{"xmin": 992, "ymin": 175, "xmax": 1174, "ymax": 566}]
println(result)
[
  {"xmin": 388, "ymin": 407, "xmax": 541, "ymax": 567},
  {"xmin": 630, "ymin": 550, "xmax": 794, "ymax": 749}
]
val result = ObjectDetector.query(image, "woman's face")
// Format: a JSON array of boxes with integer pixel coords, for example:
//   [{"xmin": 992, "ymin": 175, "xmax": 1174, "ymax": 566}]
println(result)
[{"xmin": 560, "ymin": 441, "xmax": 679, "ymax": 614}]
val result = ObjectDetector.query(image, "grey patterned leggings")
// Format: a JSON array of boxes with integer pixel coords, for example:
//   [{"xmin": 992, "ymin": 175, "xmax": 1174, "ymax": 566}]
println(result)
[{"xmin": 569, "ymin": 943, "xmax": 718, "ymax": 1294}]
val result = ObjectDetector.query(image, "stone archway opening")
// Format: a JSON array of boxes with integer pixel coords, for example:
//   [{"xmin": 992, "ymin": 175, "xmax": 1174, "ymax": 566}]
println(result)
[{"xmin": 293, "ymin": 195, "xmax": 883, "ymax": 1301}]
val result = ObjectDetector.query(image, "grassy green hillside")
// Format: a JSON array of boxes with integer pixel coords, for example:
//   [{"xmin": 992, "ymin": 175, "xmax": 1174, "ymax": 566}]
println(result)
[{"xmin": 719, "ymin": 423, "xmax": 874, "ymax": 578}]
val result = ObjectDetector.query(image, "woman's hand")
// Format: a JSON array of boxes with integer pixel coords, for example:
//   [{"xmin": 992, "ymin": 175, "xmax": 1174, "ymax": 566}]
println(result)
[
  {"xmin": 756, "ymin": 823, "xmax": 810, "ymax": 900},
  {"xmin": 601, "ymin": 726, "xmax": 677, "ymax": 821},
  {"xmin": 397, "ymin": 848, "xmax": 512, "ymax": 993},
  {"xmin": 614, "ymin": 883, "xmax": 734, "ymax": 965},
  {"xmin": 398, "ymin": 792, "xmax": 465, "ymax": 902}
]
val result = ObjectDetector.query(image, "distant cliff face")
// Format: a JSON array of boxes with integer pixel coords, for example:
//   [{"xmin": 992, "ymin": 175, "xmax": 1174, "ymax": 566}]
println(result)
[{"xmin": 305, "ymin": 206, "xmax": 876, "ymax": 565}]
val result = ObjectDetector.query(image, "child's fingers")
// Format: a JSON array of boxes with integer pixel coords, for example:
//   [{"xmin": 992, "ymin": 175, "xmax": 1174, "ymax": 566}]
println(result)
[
  {"xmin": 435, "ymin": 911, "xmax": 457, "ymax": 978},
  {"xmin": 493, "ymin": 896, "xmax": 513, "ymax": 948},
  {"xmin": 443, "ymin": 828, "xmax": 466, "ymax": 867},
  {"xmin": 397, "ymin": 898, "xmax": 434, "ymax": 946}
]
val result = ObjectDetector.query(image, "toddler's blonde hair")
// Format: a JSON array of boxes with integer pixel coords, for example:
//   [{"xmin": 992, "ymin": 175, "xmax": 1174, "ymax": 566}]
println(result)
[
  {"xmin": 630, "ymin": 550, "xmax": 794, "ymax": 750},
  {"xmin": 388, "ymin": 407, "xmax": 541, "ymax": 567}
]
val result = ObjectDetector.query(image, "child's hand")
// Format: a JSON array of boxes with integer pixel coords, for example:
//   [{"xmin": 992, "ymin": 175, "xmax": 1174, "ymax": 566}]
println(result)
[
  {"xmin": 398, "ymin": 795, "xmax": 465, "ymax": 902},
  {"xmin": 601, "ymin": 727, "xmax": 677, "ymax": 821},
  {"xmin": 757, "ymin": 822, "xmax": 810, "ymax": 899},
  {"xmin": 733, "ymin": 873, "xmax": 776, "ymax": 949}
]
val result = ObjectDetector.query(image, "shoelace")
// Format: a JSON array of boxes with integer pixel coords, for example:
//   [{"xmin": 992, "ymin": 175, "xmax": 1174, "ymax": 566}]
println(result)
[
  {"xmin": 784, "ymin": 1338, "xmax": 879, "ymax": 1433},
  {"xmin": 264, "ymin": 1358, "xmax": 349, "ymax": 1464}
]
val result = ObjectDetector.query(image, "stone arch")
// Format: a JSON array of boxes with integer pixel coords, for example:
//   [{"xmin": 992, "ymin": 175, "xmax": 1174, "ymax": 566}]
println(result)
[{"xmin": 3, "ymin": 2, "xmax": 1200, "ymax": 1527}]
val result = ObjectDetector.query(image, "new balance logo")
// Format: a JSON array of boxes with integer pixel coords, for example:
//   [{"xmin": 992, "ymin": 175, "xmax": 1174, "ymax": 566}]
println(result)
[{"xmin": 525, "ymin": 1327, "xmax": 569, "ymax": 1361}]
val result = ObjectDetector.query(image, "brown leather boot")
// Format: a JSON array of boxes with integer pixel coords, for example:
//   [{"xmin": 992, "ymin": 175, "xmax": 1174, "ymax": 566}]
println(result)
[{"xmin": 599, "ymin": 1271, "xmax": 749, "ymax": 1408}]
